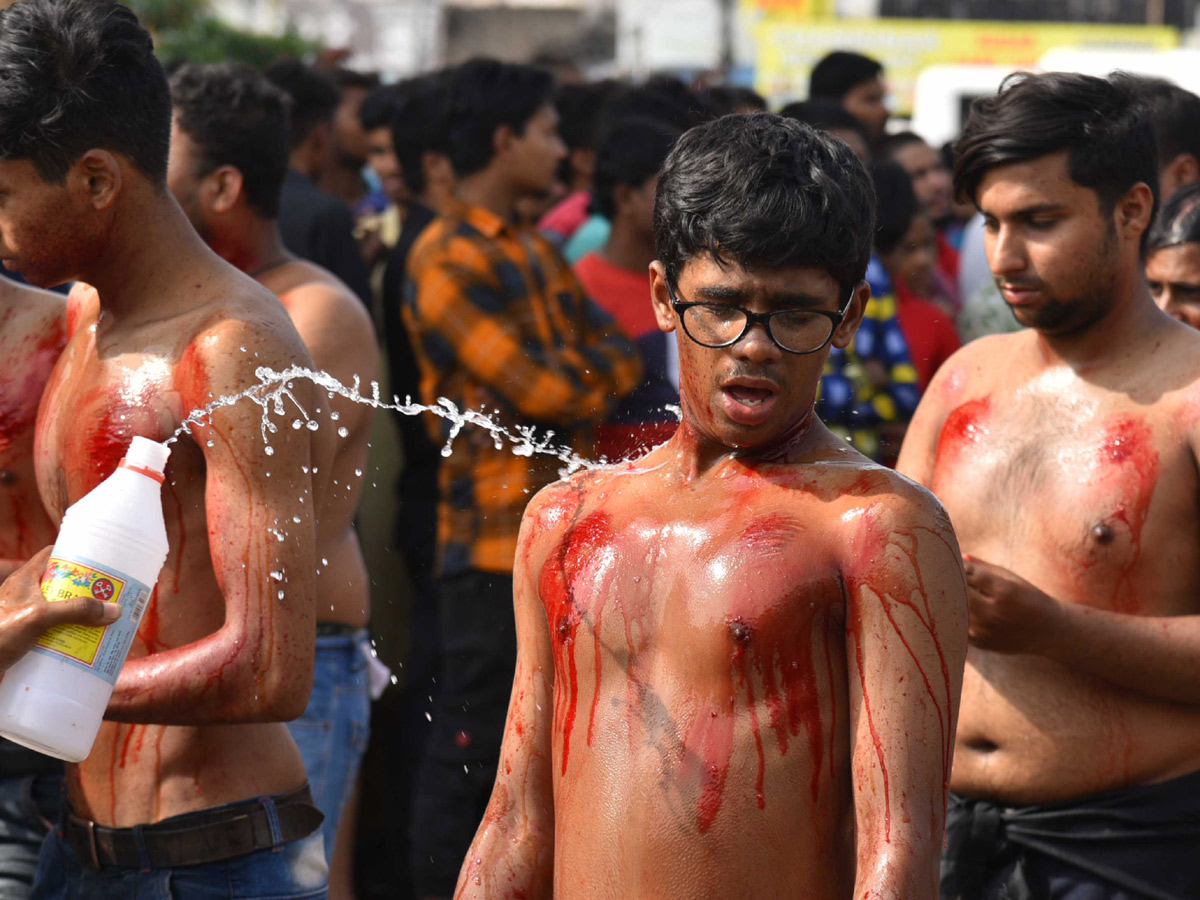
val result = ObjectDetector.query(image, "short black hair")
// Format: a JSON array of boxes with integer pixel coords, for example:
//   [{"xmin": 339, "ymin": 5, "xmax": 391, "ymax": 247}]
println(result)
[
  {"xmin": 871, "ymin": 161, "xmax": 919, "ymax": 255},
  {"xmin": 170, "ymin": 62, "xmax": 291, "ymax": 219},
  {"xmin": 877, "ymin": 131, "xmax": 928, "ymax": 160},
  {"xmin": 389, "ymin": 73, "xmax": 450, "ymax": 196},
  {"xmin": 554, "ymin": 80, "xmax": 620, "ymax": 184},
  {"xmin": 809, "ymin": 51, "xmax": 884, "ymax": 103},
  {"xmin": 698, "ymin": 85, "xmax": 768, "ymax": 116},
  {"xmin": 654, "ymin": 113, "xmax": 875, "ymax": 297},
  {"xmin": 264, "ymin": 60, "xmax": 339, "ymax": 151},
  {"xmin": 592, "ymin": 116, "xmax": 681, "ymax": 220},
  {"xmin": 1149, "ymin": 181, "xmax": 1200, "ymax": 250},
  {"xmin": 954, "ymin": 72, "xmax": 1159, "ymax": 231},
  {"xmin": 442, "ymin": 58, "xmax": 554, "ymax": 178},
  {"xmin": 0, "ymin": 0, "xmax": 171, "ymax": 183},
  {"xmin": 360, "ymin": 83, "xmax": 400, "ymax": 133},
  {"xmin": 778, "ymin": 100, "xmax": 870, "ymax": 147},
  {"xmin": 1126, "ymin": 75, "xmax": 1200, "ymax": 168},
  {"xmin": 328, "ymin": 67, "xmax": 379, "ymax": 95}
]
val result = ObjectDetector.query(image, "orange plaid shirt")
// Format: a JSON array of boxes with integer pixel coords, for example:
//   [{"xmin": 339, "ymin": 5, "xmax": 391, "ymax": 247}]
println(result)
[{"xmin": 403, "ymin": 201, "xmax": 642, "ymax": 576}]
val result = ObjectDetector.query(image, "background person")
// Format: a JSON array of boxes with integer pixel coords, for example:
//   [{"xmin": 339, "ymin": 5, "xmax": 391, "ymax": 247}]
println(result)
[
  {"xmin": 402, "ymin": 57, "xmax": 642, "ymax": 898},
  {"xmin": 808, "ymin": 50, "xmax": 889, "ymax": 142},
  {"xmin": 167, "ymin": 61, "xmax": 380, "ymax": 900},
  {"xmin": 1147, "ymin": 180, "xmax": 1200, "ymax": 330},
  {"xmin": 573, "ymin": 115, "xmax": 682, "ymax": 461},
  {"xmin": 265, "ymin": 60, "xmax": 373, "ymax": 306}
]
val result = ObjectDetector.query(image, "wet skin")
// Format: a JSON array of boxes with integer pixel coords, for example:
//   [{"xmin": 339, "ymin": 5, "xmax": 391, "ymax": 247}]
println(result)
[
  {"xmin": 457, "ymin": 258, "xmax": 968, "ymax": 899},
  {"xmin": 257, "ymin": 259, "xmax": 377, "ymax": 627},
  {"xmin": 34, "ymin": 273, "xmax": 326, "ymax": 827},
  {"xmin": 0, "ymin": 280, "xmax": 65, "ymax": 580},
  {"xmin": 897, "ymin": 153, "xmax": 1200, "ymax": 805}
]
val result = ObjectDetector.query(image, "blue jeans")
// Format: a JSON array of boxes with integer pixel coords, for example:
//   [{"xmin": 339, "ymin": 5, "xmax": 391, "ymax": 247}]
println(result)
[
  {"xmin": 286, "ymin": 631, "xmax": 370, "ymax": 862},
  {"xmin": 30, "ymin": 805, "xmax": 328, "ymax": 899},
  {"xmin": 0, "ymin": 773, "xmax": 61, "ymax": 898}
]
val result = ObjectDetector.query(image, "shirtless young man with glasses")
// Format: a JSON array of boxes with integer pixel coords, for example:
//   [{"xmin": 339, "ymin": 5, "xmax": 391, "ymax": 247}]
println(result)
[{"xmin": 455, "ymin": 113, "xmax": 968, "ymax": 899}]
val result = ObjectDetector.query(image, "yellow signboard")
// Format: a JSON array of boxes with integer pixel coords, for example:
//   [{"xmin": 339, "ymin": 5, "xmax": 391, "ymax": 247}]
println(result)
[{"xmin": 754, "ymin": 18, "xmax": 1178, "ymax": 114}]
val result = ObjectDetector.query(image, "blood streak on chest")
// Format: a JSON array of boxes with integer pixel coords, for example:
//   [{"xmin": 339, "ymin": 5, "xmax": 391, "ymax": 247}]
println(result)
[
  {"xmin": 539, "ymin": 510, "xmax": 617, "ymax": 775},
  {"xmin": 1088, "ymin": 416, "xmax": 1160, "ymax": 612},
  {"xmin": 690, "ymin": 513, "xmax": 832, "ymax": 833},
  {"xmin": 931, "ymin": 397, "xmax": 991, "ymax": 491}
]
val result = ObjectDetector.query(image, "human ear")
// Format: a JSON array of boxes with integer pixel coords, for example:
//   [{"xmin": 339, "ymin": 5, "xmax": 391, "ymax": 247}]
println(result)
[
  {"xmin": 73, "ymin": 150, "xmax": 122, "ymax": 211},
  {"xmin": 1116, "ymin": 182, "xmax": 1155, "ymax": 246},
  {"xmin": 830, "ymin": 281, "xmax": 869, "ymax": 350},
  {"xmin": 494, "ymin": 124, "xmax": 515, "ymax": 160},
  {"xmin": 208, "ymin": 166, "xmax": 244, "ymax": 215},
  {"xmin": 649, "ymin": 261, "xmax": 676, "ymax": 333}
]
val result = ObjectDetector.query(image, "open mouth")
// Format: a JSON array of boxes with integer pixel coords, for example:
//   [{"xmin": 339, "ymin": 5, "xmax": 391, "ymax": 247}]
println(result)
[
  {"xmin": 721, "ymin": 381, "xmax": 779, "ymax": 425},
  {"xmin": 726, "ymin": 385, "xmax": 774, "ymax": 407}
]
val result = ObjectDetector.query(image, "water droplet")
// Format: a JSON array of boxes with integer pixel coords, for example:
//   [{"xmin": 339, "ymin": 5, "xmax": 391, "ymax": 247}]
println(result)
[
  {"xmin": 337, "ymin": 426, "xmax": 349, "ymax": 438},
  {"xmin": 354, "ymin": 468, "xmax": 362, "ymax": 477},
  {"xmin": 292, "ymin": 515, "xmax": 301, "ymax": 524},
  {"xmin": 292, "ymin": 419, "xmax": 303, "ymax": 430},
  {"xmin": 306, "ymin": 420, "xmax": 319, "ymax": 431},
  {"xmin": 206, "ymin": 440, "xmax": 214, "ymax": 447},
  {"xmin": 329, "ymin": 411, "xmax": 340, "ymax": 421},
  {"xmin": 264, "ymin": 446, "xmax": 274, "ymax": 456},
  {"xmin": 321, "ymin": 557, "xmax": 329, "ymax": 566},
  {"xmin": 277, "ymin": 590, "xmax": 284, "ymax": 599},
  {"xmin": 240, "ymin": 346, "xmax": 247, "ymax": 352}
]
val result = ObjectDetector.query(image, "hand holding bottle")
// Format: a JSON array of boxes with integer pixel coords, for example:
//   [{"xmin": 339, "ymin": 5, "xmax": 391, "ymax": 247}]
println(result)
[{"xmin": 0, "ymin": 547, "xmax": 122, "ymax": 675}]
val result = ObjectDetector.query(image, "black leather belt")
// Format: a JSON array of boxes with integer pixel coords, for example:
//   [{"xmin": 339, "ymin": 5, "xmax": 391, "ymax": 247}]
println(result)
[{"xmin": 63, "ymin": 784, "xmax": 324, "ymax": 869}]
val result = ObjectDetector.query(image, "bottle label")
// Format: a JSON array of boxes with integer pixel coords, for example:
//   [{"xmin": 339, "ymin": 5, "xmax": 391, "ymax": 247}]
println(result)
[{"xmin": 34, "ymin": 555, "xmax": 153, "ymax": 686}]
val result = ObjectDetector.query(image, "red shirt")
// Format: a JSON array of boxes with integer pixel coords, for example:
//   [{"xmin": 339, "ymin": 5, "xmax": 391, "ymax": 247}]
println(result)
[
  {"xmin": 895, "ymin": 282, "xmax": 962, "ymax": 392},
  {"xmin": 574, "ymin": 253, "xmax": 678, "ymax": 460}
]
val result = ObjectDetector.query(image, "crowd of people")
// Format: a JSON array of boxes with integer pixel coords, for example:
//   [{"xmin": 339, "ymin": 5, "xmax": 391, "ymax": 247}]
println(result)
[{"xmin": 1, "ymin": 0, "xmax": 1200, "ymax": 897}]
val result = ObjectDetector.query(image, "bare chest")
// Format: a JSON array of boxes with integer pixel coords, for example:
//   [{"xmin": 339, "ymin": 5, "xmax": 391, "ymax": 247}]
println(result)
[
  {"xmin": 34, "ymin": 336, "xmax": 187, "ymax": 518},
  {"xmin": 930, "ymin": 393, "xmax": 1195, "ymax": 613}
]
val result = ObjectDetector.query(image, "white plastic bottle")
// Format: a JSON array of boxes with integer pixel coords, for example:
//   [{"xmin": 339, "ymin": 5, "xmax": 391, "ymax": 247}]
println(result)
[{"xmin": 0, "ymin": 436, "xmax": 171, "ymax": 761}]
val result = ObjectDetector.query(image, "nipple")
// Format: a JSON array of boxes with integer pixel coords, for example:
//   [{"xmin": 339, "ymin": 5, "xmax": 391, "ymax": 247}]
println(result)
[
  {"xmin": 728, "ymin": 618, "xmax": 752, "ymax": 644},
  {"xmin": 1091, "ymin": 522, "xmax": 1115, "ymax": 545},
  {"xmin": 0, "ymin": 469, "xmax": 15, "ymax": 485}
]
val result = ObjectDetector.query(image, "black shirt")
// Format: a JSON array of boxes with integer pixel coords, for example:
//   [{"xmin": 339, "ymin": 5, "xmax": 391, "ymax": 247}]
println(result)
[{"xmin": 277, "ymin": 170, "xmax": 373, "ymax": 306}]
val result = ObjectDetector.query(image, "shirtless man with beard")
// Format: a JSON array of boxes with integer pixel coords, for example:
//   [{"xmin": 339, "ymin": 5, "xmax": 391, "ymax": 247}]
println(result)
[
  {"xmin": 457, "ymin": 113, "xmax": 968, "ymax": 899},
  {"xmin": 166, "ymin": 61, "xmax": 378, "ymax": 898},
  {"xmin": 0, "ymin": 2, "xmax": 329, "ymax": 896},
  {"xmin": 897, "ymin": 72, "xmax": 1200, "ymax": 899}
]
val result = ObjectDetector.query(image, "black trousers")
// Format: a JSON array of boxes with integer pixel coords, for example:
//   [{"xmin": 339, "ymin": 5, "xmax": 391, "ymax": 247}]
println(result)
[
  {"xmin": 941, "ymin": 768, "xmax": 1200, "ymax": 900},
  {"xmin": 410, "ymin": 570, "xmax": 517, "ymax": 897}
]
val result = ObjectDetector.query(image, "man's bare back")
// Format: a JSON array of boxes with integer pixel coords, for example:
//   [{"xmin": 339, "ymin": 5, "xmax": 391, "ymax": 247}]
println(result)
[
  {"xmin": 900, "ymin": 321, "xmax": 1200, "ymax": 804},
  {"xmin": 463, "ymin": 428, "xmax": 964, "ymax": 898},
  {"xmin": 0, "ymin": 280, "xmax": 65, "ymax": 578},
  {"xmin": 257, "ymin": 259, "xmax": 376, "ymax": 628},
  {"xmin": 35, "ymin": 266, "xmax": 325, "ymax": 827}
]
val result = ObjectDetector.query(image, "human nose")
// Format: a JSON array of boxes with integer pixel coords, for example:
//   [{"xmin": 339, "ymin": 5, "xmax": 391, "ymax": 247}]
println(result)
[
  {"xmin": 733, "ymin": 317, "xmax": 783, "ymax": 364},
  {"xmin": 988, "ymin": 224, "xmax": 1027, "ymax": 278}
]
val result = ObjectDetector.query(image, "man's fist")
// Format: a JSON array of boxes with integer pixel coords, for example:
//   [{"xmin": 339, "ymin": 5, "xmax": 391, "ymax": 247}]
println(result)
[{"xmin": 962, "ymin": 555, "xmax": 1062, "ymax": 655}]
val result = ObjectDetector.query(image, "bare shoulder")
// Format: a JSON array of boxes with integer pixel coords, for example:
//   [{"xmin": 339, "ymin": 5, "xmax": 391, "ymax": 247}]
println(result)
[
  {"xmin": 175, "ymin": 281, "xmax": 312, "ymax": 402},
  {"xmin": 826, "ymin": 461, "xmax": 957, "ymax": 554},
  {"xmin": 518, "ymin": 469, "xmax": 612, "ymax": 569},
  {"xmin": 922, "ymin": 330, "xmax": 1026, "ymax": 409},
  {"xmin": 273, "ymin": 267, "xmax": 375, "ymax": 344}
]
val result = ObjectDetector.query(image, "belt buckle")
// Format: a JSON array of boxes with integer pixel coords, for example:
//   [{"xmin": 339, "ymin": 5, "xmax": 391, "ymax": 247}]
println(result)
[{"xmin": 84, "ymin": 819, "xmax": 100, "ymax": 869}]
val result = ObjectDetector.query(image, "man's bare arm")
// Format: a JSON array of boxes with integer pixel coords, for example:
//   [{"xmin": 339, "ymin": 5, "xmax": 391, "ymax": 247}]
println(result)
[
  {"xmin": 846, "ymin": 487, "xmax": 968, "ymax": 900},
  {"xmin": 106, "ymin": 319, "xmax": 318, "ymax": 724},
  {"xmin": 964, "ymin": 557, "xmax": 1200, "ymax": 704},
  {"xmin": 454, "ymin": 488, "xmax": 562, "ymax": 899}
]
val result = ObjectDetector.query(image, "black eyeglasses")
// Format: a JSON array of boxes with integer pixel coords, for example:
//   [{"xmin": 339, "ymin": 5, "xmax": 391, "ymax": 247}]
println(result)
[{"xmin": 668, "ymin": 285, "xmax": 855, "ymax": 355}]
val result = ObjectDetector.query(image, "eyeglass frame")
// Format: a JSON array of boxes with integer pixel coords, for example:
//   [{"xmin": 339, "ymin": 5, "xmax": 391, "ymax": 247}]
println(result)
[{"xmin": 666, "ymin": 282, "xmax": 858, "ymax": 355}]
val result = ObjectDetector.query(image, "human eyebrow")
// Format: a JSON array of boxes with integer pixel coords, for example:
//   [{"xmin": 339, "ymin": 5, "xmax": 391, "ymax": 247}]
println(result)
[{"xmin": 694, "ymin": 284, "xmax": 747, "ymax": 303}]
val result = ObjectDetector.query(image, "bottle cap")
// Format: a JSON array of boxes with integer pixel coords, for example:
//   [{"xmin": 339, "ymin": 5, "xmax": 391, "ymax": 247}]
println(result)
[{"xmin": 122, "ymin": 436, "xmax": 171, "ymax": 475}]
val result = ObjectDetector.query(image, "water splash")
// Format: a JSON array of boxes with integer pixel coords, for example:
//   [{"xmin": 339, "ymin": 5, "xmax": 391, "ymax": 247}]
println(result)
[{"xmin": 166, "ymin": 365, "xmax": 600, "ymax": 477}]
